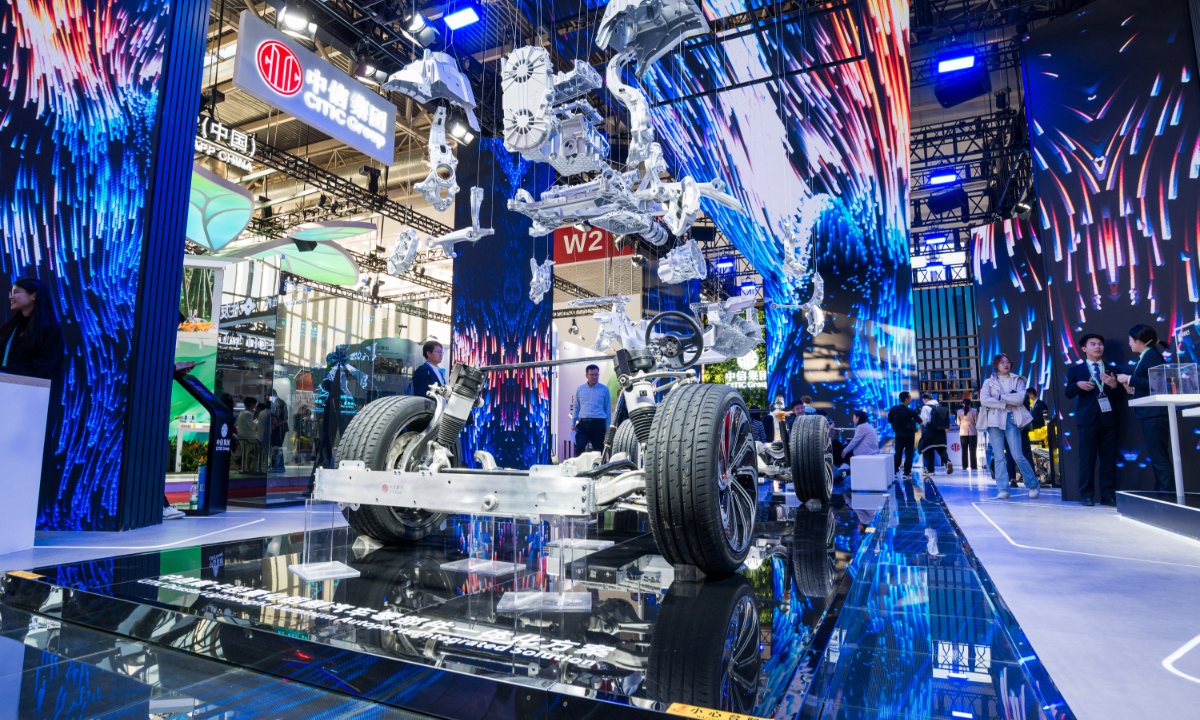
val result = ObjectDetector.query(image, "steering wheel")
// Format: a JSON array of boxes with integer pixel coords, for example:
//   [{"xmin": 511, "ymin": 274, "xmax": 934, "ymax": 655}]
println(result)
[{"xmin": 645, "ymin": 311, "xmax": 705, "ymax": 370}]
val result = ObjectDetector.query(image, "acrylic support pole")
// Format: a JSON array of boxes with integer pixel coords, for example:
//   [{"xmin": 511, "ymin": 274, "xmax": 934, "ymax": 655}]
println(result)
[
  {"xmin": 289, "ymin": 499, "xmax": 360, "ymax": 582},
  {"xmin": 496, "ymin": 515, "xmax": 598, "ymax": 612}
]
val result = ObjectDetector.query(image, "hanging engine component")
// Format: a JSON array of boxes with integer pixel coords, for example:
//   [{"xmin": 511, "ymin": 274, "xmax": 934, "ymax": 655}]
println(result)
[
  {"xmin": 657, "ymin": 238, "xmax": 708, "ymax": 284},
  {"xmin": 384, "ymin": 50, "xmax": 480, "ymax": 131},
  {"xmin": 387, "ymin": 229, "xmax": 422, "ymax": 275},
  {"xmin": 415, "ymin": 107, "xmax": 459, "ymax": 212},
  {"xmin": 429, "ymin": 186, "xmax": 494, "ymax": 258},
  {"xmin": 596, "ymin": 0, "xmax": 710, "ymax": 77},
  {"xmin": 529, "ymin": 257, "xmax": 554, "ymax": 303}
]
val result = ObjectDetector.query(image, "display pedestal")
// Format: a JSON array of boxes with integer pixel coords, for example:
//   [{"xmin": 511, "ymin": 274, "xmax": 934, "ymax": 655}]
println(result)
[
  {"xmin": 288, "ymin": 499, "xmax": 359, "ymax": 582},
  {"xmin": 0, "ymin": 375, "xmax": 50, "ymax": 555},
  {"xmin": 1133, "ymin": 394, "xmax": 1200, "ymax": 505}
]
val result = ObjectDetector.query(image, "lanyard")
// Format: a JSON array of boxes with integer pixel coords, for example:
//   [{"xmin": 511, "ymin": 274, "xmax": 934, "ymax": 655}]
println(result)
[{"xmin": 2, "ymin": 331, "xmax": 14, "ymax": 366}]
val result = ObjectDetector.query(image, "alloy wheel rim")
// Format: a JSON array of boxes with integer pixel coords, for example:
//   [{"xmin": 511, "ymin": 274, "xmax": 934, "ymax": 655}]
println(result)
[{"xmin": 717, "ymin": 404, "xmax": 757, "ymax": 555}]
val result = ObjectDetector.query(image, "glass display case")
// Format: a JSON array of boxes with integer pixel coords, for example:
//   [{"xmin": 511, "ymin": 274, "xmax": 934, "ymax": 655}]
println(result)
[{"xmin": 1149, "ymin": 363, "xmax": 1199, "ymax": 395}]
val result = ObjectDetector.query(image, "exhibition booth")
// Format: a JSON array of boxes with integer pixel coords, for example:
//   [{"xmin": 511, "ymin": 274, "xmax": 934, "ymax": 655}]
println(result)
[{"xmin": 5, "ymin": 0, "xmax": 1200, "ymax": 718}]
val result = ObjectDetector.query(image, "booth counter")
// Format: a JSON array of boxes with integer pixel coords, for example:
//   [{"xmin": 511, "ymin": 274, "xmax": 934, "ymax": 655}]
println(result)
[{"xmin": 0, "ymin": 373, "xmax": 51, "ymax": 555}]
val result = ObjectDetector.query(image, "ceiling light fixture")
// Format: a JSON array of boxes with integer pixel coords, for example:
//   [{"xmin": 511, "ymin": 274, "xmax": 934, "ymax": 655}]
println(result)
[{"xmin": 444, "ymin": 7, "xmax": 480, "ymax": 30}]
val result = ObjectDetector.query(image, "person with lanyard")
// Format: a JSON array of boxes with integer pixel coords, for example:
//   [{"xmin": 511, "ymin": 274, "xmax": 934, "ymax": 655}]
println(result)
[
  {"xmin": 411, "ymin": 340, "xmax": 447, "ymax": 398},
  {"xmin": 1064, "ymin": 333, "xmax": 1123, "ymax": 506},
  {"xmin": 1116, "ymin": 324, "xmax": 1175, "ymax": 493},
  {"xmin": 571, "ymin": 364, "xmax": 611, "ymax": 456},
  {"xmin": 0, "ymin": 278, "xmax": 64, "ymax": 379},
  {"xmin": 980, "ymin": 353, "xmax": 1040, "ymax": 499}
]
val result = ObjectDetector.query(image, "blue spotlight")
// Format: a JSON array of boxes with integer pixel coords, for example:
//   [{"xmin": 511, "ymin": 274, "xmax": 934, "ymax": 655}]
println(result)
[
  {"xmin": 938, "ymin": 54, "xmax": 975, "ymax": 73},
  {"xmin": 929, "ymin": 171, "xmax": 958, "ymax": 185},
  {"xmin": 714, "ymin": 257, "xmax": 735, "ymax": 271},
  {"xmin": 924, "ymin": 234, "xmax": 950, "ymax": 246},
  {"xmin": 739, "ymin": 282, "xmax": 757, "ymax": 294},
  {"xmin": 444, "ymin": 7, "xmax": 480, "ymax": 29}
]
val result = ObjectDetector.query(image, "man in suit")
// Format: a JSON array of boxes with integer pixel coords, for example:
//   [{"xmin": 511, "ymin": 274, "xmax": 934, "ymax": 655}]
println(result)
[
  {"xmin": 1063, "ymin": 334, "xmax": 1123, "ymax": 506},
  {"xmin": 1117, "ymin": 325, "xmax": 1175, "ymax": 492},
  {"xmin": 411, "ymin": 340, "xmax": 446, "ymax": 398}
]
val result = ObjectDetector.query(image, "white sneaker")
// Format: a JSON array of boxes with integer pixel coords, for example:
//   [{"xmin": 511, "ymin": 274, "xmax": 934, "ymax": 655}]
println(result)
[
  {"xmin": 1029, "ymin": 487, "xmax": 1040, "ymax": 499},
  {"xmin": 163, "ymin": 506, "xmax": 186, "ymax": 520},
  {"xmin": 996, "ymin": 491, "xmax": 1011, "ymax": 500}
]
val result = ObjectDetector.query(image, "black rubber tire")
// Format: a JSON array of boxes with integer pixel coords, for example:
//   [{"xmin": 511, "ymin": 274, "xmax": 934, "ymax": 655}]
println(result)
[
  {"xmin": 645, "ymin": 383, "xmax": 758, "ymax": 576},
  {"xmin": 612, "ymin": 419, "xmax": 641, "ymax": 466},
  {"xmin": 792, "ymin": 506, "xmax": 836, "ymax": 599},
  {"xmin": 338, "ymin": 395, "xmax": 451, "ymax": 544},
  {"xmin": 790, "ymin": 414, "xmax": 833, "ymax": 504},
  {"xmin": 645, "ymin": 575, "xmax": 761, "ymax": 714}
]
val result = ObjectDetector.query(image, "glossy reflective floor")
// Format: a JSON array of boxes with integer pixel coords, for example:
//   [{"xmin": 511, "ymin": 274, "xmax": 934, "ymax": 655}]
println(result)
[
  {"xmin": 0, "ymin": 603, "xmax": 429, "ymax": 719},
  {"xmin": 0, "ymin": 481, "xmax": 1076, "ymax": 720}
]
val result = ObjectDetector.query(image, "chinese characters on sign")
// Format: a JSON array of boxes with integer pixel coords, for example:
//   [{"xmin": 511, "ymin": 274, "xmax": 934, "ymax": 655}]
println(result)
[
  {"xmin": 220, "ymin": 296, "xmax": 278, "ymax": 321},
  {"xmin": 232, "ymin": 10, "xmax": 397, "ymax": 165},
  {"xmin": 218, "ymin": 331, "xmax": 275, "ymax": 355},
  {"xmin": 196, "ymin": 116, "xmax": 257, "ymax": 172},
  {"xmin": 727, "ymin": 369, "xmax": 767, "ymax": 390}
]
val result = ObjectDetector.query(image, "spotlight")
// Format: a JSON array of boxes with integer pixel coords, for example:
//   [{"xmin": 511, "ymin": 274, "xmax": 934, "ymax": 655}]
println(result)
[
  {"xmin": 361, "ymin": 165, "xmax": 381, "ymax": 194},
  {"xmin": 317, "ymin": 194, "xmax": 328, "ymax": 208},
  {"xmin": 934, "ymin": 47, "xmax": 991, "ymax": 108},
  {"xmin": 569, "ymin": 319, "xmax": 580, "ymax": 335},
  {"xmin": 714, "ymin": 257, "xmax": 735, "ymax": 271},
  {"xmin": 444, "ymin": 7, "xmax": 480, "ymax": 30},
  {"xmin": 926, "ymin": 186, "xmax": 969, "ymax": 215},
  {"xmin": 405, "ymin": 11, "xmax": 427, "ymax": 32},
  {"xmin": 353, "ymin": 41, "xmax": 375, "ymax": 79},
  {"xmin": 449, "ymin": 121, "xmax": 475, "ymax": 144},
  {"xmin": 928, "ymin": 171, "xmax": 958, "ymax": 186},
  {"xmin": 924, "ymin": 234, "xmax": 950, "ymax": 246},
  {"xmin": 279, "ymin": 4, "xmax": 316, "ymax": 37},
  {"xmin": 739, "ymin": 282, "xmax": 757, "ymax": 295}
]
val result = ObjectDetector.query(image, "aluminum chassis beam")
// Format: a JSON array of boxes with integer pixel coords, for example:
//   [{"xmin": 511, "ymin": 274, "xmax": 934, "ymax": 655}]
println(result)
[{"xmin": 313, "ymin": 460, "xmax": 605, "ymax": 517}]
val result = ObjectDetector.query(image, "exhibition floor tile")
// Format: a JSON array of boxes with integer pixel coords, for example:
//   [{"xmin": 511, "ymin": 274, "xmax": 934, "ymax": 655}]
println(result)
[
  {"xmin": 0, "ymin": 602, "xmax": 429, "ymax": 719},
  {"xmin": 935, "ymin": 469, "xmax": 1200, "ymax": 720}
]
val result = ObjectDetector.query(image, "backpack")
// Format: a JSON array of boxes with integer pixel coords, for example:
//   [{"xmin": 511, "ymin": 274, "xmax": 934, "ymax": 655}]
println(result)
[
  {"xmin": 928, "ymin": 404, "xmax": 950, "ymax": 431},
  {"xmin": 904, "ymin": 410, "xmax": 921, "ymax": 434}
]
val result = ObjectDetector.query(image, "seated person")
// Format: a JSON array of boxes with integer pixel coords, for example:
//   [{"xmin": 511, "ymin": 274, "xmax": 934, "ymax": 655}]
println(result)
[{"xmin": 841, "ymin": 410, "xmax": 879, "ymax": 465}]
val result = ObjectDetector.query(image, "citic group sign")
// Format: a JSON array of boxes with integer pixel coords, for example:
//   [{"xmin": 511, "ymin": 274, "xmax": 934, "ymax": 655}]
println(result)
[{"xmin": 256, "ymin": 40, "xmax": 302, "ymax": 96}]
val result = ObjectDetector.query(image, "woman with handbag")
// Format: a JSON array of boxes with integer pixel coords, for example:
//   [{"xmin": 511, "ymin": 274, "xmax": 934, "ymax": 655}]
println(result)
[{"xmin": 979, "ymin": 353, "xmax": 1041, "ymax": 499}]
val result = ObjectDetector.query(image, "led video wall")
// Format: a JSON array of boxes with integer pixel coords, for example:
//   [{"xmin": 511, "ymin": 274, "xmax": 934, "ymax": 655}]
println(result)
[
  {"xmin": 452, "ymin": 139, "xmax": 555, "ymax": 469},
  {"xmin": 0, "ymin": 1, "xmax": 176, "ymax": 529},
  {"xmin": 641, "ymin": 0, "xmax": 915, "ymax": 430},
  {"xmin": 1025, "ymin": 0, "xmax": 1200, "ymax": 496}
]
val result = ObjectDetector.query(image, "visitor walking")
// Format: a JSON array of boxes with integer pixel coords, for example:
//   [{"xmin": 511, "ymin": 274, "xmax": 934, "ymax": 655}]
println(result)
[
  {"xmin": 956, "ymin": 398, "xmax": 978, "ymax": 470},
  {"xmin": 980, "ymin": 353, "xmax": 1040, "ymax": 500},
  {"xmin": 887, "ymin": 392, "xmax": 921, "ymax": 477},
  {"xmin": 918, "ymin": 393, "xmax": 953, "ymax": 478}
]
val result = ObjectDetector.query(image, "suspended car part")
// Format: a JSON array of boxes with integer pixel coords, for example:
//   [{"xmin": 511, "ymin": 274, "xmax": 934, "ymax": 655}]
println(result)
[
  {"xmin": 597, "ymin": 0, "xmax": 710, "ymax": 77},
  {"xmin": 387, "ymin": 229, "xmax": 421, "ymax": 275},
  {"xmin": 529, "ymin": 257, "xmax": 554, "ymax": 303},
  {"xmin": 414, "ymin": 107, "xmax": 459, "ymax": 212},
  {"xmin": 691, "ymin": 294, "xmax": 763, "ymax": 363},
  {"xmin": 657, "ymin": 238, "xmax": 707, "ymax": 284},
  {"xmin": 429, "ymin": 186, "xmax": 494, "ymax": 258}
]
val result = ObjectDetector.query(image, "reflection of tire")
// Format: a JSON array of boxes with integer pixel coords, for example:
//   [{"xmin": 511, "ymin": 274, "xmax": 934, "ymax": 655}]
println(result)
[
  {"xmin": 646, "ymin": 384, "xmax": 758, "ymax": 576},
  {"xmin": 612, "ymin": 419, "xmax": 640, "ymax": 466},
  {"xmin": 339, "ymin": 396, "xmax": 451, "ymax": 544},
  {"xmin": 790, "ymin": 415, "xmax": 833, "ymax": 504},
  {"xmin": 646, "ymin": 575, "xmax": 761, "ymax": 713},
  {"xmin": 792, "ymin": 507, "xmax": 836, "ymax": 599}
]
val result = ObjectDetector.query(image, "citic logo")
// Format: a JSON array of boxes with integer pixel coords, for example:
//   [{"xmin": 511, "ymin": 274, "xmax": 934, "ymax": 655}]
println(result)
[{"xmin": 256, "ymin": 40, "xmax": 302, "ymax": 96}]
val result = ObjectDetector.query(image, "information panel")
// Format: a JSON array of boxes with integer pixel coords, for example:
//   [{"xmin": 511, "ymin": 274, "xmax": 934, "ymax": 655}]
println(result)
[{"xmin": 232, "ymin": 11, "xmax": 396, "ymax": 165}]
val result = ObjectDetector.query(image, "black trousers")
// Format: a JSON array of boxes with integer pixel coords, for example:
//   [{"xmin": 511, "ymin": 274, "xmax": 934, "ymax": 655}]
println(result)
[
  {"xmin": 1141, "ymin": 415, "xmax": 1176, "ymax": 492},
  {"xmin": 960, "ymin": 434, "xmax": 978, "ymax": 469},
  {"xmin": 894, "ymin": 434, "xmax": 915, "ymax": 474},
  {"xmin": 1076, "ymin": 422, "xmax": 1118, "ymax": 501},
  {"xmin": 923, "ymin": 446, "xmax": 950, "ymax": 474},
  {"xmin": 574, "ymin": 418, "xmax": 607, "ymax": 457}
]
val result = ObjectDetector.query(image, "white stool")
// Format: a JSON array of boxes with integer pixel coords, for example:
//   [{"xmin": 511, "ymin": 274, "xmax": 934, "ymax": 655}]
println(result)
[{"xmin": 850, "ymin": 453, "xmax": 894, "ymax": 492}]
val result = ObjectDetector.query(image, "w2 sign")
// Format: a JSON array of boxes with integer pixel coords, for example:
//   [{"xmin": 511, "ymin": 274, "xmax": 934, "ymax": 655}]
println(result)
[{"xmin": 552, "ymin": 226, "xmax": 632, "ymax": 264}]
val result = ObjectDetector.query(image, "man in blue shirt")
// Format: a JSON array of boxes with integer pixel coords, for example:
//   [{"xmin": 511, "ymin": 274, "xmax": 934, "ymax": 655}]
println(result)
[{"xmin": 571, "ymin": 364, "xmax": 611, "ymax": 456}]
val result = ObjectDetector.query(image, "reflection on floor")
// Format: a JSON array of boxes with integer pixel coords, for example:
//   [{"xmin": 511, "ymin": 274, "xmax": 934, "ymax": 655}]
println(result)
[
  {"xmin": 937, "ymin": 469, "xmax": 1200, "ymax": 720},
  {"xmin": 0, "ymin": 603, "xmax": 429, "ymax": 719},
  {"xmin": 0, "ymin": 480, "xmax": 1085, "ymax": 720},
  {"xmin": 798, "ymin": 477, "xmax": 1074, "ymax": 720}
]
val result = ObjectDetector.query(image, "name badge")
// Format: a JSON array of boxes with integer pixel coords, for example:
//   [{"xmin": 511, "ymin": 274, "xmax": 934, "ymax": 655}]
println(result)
[{"xmin": 1098, "ymin": 395, "xmax": 1113, "ymax": 413}]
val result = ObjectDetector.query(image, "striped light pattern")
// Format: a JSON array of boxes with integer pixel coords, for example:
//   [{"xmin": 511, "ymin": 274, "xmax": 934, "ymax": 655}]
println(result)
[
  {"xmin": 0, "ymin": 0, "xmax": 173, "ymax": 529},
  {"xmin": 639, "ymin": 0, "xmax": 914, "ymax": 430}
]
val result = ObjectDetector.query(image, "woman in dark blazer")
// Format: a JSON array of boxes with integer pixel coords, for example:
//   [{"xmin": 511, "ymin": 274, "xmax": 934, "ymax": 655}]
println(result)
[
  {"xmin": 1116, "ymin": 324, "xmax": 1173, "ymax": 492},
  {"xmin": 0, "ymin": 278, "xmax": 63, "ymax": 379}
]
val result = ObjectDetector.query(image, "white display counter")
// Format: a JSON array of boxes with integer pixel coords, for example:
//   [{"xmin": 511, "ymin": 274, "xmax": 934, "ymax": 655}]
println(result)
[{"xmin": 0, "ymin": 374, "xmax": 51, "ymax": 556}]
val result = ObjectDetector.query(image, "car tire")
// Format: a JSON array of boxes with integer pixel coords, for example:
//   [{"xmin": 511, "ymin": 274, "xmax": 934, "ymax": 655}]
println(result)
[{"xmin": 790, "ymin": 414, "xmax": 833, "ymax": 504}]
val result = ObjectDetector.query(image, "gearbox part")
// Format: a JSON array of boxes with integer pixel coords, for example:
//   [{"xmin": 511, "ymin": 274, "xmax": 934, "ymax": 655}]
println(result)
[
  {"xmin": 596, "ymin": 0, "xmax": 710, "ymax": 77},
  {"xmin": 387, "ymin": 229, "xmax": 421, "ymax": 275},
  {"xmin": 551, "ymin": 59, "xmax": 603, "ymax": 105},
  {"xmin": 529, "ymin": 257, "xmax": 554, "ymax": 303},
  {"xmin": 415, "ymin": 107, "xmax": 459, "ymax": 212},
  {"xmin": 502, "ymin": 46, "xmax": 555, "ymax": 154},
  {"xmin": 383, "ymin": 50, "xmax": 479, "ymax": 131},
  {"xmin": 543, "ymin": 113, "xmax": 611, "ymax": 176},
  {"xmin": 692, "ymin": 294, "xmax": 764, "ymax": 363},
  {"xmin": 429, "ymin": 187, "xmax": 495, "ymax": 258},
  {"xmin": 569, "ymin": 295, "xmax": 644, "ymax": 352},
  {"xmin": 657, "ymin": 238, "xmax": 707, "ymax": 285}
]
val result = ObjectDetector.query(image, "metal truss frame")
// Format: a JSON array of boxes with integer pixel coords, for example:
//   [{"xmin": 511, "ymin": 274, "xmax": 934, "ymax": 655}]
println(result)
[
  {"xmin": 912, "ymin": 263, "xmax": 972, "ymax": 288},
  {"xmin": 910, "ymin": 36, "xmax": 1020, "ymax": 88},
  {"xmin": 281, "ymin": 272, "xmax": 453, "ymax": 324},
  {"xmin": 910, "ymin": 0, "xmax": 1093, "ymax": 46}
]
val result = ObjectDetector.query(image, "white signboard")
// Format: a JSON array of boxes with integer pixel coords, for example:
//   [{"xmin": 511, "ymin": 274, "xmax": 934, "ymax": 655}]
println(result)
[{"xmin": 232, "ymin": 11, "xmax": 397, "ymax": 165}]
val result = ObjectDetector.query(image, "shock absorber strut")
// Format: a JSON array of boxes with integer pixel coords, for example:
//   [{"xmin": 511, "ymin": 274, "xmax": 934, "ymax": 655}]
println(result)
[{"xmin": 437, "ymin": 364, "xmax": 485, "ymax": 450}]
